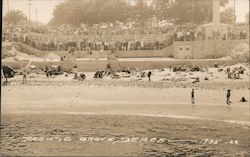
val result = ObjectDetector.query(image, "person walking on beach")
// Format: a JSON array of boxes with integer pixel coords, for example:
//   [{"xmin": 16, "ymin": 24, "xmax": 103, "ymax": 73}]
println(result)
[
  {"xmin": 147, "ymin": 71, "xmax": 152, "ymax": 82},
  {"xmin": 226, "ymin": 90, "xmax": 231, "ymax": 105},
  {"xmin": 191, "ymin": 89, "xmax": 195, "ymax": 104}
]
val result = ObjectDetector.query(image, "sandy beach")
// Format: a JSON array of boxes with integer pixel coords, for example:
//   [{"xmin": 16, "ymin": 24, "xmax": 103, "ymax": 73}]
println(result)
[
  {"xmin": 2, "ymin": 41, "xmax": 250, "ymax": 156},
  {"xmin": 1, "ymin": 0, "xmax": 250, "ymax": 155},
  {"xmin": 1, "ymin": 75, "xmax": 250, "ymax": 156}
]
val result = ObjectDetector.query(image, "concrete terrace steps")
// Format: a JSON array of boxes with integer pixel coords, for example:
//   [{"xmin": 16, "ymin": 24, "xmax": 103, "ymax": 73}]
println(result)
[{"xmin": 14, "ymin": 42, "xmax": 174, "ymax": 59}]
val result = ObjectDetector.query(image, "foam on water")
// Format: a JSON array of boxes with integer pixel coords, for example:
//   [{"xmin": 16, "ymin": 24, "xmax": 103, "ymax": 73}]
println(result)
[{"xmin": 61, "ymin": 112, "xmax": 250, "ymax": 126}]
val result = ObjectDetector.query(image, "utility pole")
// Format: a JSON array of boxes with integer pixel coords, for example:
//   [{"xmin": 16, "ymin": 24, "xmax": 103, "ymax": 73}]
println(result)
[
  {"xmin": 7, "ymin": 0, "xmax": 10, "ymax": 13},
  {"xmin": 36, "ymin": 7, "xmax": 37, "ymax": 25},
  {"xmin": 234, "ymin": 0, "xmax": 236, "ymax": 26},
  {"xmin": 192, "ymin": 0, "xmax": 194, "ymax": 24},
  {"xmin": 156, "ymin": 0, "xmax": 159, "ymax": 30},
  {"xmin": 27, "ymin": 0, "xmax": 32, "ymax": 24}
]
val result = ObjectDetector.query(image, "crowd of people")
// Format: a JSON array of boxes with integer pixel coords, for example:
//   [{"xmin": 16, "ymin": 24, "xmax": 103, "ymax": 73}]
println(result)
[
  {"xmin": 173, "ymin": 27, "xmax": 248, "ymax": 41},
  {"xmin": 16, "ymin": 35, "xmax": 168, "ymax": 51},
  {"xmin": 2, "ymin": 23, "xmax": 249, "ymax": 52},
  {"xmin": 2, "ymin": 24, "xmax": 172, "ymax": 51},
  {"xmin": 228, "ymin": 30, "xmax": 248, "ymax": 40},
  {"xmin": 32, "ymin": 23, "xmax": 175, "ymax": 36},
  {"xmin": 173, "ymin": 27, "xmax": 197, "ymax": 41},
  {"xmin": 225, "ymin": 66, "xmax": 246, "ymax": 79}
]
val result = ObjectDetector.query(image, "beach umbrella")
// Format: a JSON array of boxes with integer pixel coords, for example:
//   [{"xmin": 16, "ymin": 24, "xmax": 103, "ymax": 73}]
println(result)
[{"xmin": 2, "ymin": 65, "xmax": 15, "ymax": 78}]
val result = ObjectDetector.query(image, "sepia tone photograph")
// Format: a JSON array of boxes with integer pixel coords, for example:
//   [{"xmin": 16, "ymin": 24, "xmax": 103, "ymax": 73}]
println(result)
[{"xmin": 1, "ymin": 0, "xmax": 249, "ymax": 156}]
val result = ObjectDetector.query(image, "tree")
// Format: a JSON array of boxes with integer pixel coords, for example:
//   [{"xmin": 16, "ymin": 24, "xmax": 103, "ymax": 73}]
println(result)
[
  {"xmin": 132, "ymin": 0, "xmax": 153, "ymax": 26},
  {"xmin": 49, "ymin": 0, "xmax": 134, "ymax": 26},
  {"xmin": 221, "ymin": 7, "xmax": 235, "ymax": 25},
  {"xmin": 154, "ymin": 0, "xmax": 229, "ymax": 25},
  {"xmin": 48, "ymin": 0, "xmax": 230, "ymax": 26},
  {"xmin": 4, "ymin": 10, "xmax": 27, "ymax": 25}
]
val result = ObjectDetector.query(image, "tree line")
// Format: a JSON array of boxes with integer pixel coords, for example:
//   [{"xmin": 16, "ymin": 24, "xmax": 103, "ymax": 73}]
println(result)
[
  {"xmin": 4, "ymin": 0, "xmax": 247, "ymax": 26},
  {"xmin": 48, "ymin": 0, "xmax": 232, "ymax": 26}
]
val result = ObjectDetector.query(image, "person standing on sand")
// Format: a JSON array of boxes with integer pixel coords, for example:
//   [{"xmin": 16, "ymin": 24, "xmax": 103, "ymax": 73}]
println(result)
[
  {"xmin": 147, "ymin": 71, "xmax": 152, "ymax": 82},
  {"xmin": 22, "ymin": 69, "xmax": 27, "ymax": 84},
  {"xmin": 226, "ymin": 90, "xmax": 232, "ymax": 105},
  {"xmin": 191, "ymin": 89, "xmax": 195, "ymax": 104},
  {"xmin": 1, "ymin": 69, "xmax": 4, "ymax": 85},
  {"xmin": 45, "ymin": 65, "xmax": 49, "ymax": 78},
  {"xmin": 1, "ymin": 69, "xmax": 8, "ymax": 86},
  {"xmin": 73, "ymin": 64, "xmax": 78, "ymax": 79}
]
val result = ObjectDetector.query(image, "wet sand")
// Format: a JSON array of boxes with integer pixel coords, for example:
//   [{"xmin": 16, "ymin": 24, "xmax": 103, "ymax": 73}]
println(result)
[
  {"xmin": 1, "ymin": 113, "xmax": 250, "ymax": 156},
  {"xmin": 1, "ymin": 78, "xmax": 250, "ymax": 156}
]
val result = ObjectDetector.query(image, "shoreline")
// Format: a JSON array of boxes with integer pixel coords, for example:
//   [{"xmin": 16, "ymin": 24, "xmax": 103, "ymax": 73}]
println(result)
[
  {"xmin": 1, "ymin": 113, "xmax": 250, "ymax": 156},
  {"xmin": 3, "ymin": 78, "xmax": 250, "ymax": 89},
  {"xmin": 3, "ymin": 111, "xmax": 250, "ymax": 126}
]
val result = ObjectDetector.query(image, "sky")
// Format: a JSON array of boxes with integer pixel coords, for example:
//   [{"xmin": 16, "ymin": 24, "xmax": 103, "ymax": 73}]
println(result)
[{"xmin": 2, "ymin": 0, "xmax": 249, "ymax": 24}]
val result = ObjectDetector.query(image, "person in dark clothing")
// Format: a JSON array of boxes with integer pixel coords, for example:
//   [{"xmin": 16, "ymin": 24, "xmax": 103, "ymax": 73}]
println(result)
[
  {"xmin": 239, "ymin": 97, "xmax": 248, "ymax": 102},
  {"xmin": 226, "ymin": 90, "xmax": 232, "ymax": 105},
  {"xmin": 124, "ymin": 40, "xmax": 128, "ymax": 51},
  {"xmin": 192, "ymin": 77, "xmax": 200, "ymax": 83},
  {"xmin": 147, "ymin": 71, "xmax": 152, "ymax": 82},
  {"xmin": 191, "ymin": 89, "xmax": 195, "ymax": 104},
  {"xmin": 80, "ymin": 73, "xmax": 86, "ymax": 80},
  {"xmin": 45, "ymin": 65, "xmax": 49, "ymax": 78},
  {"xmin": 22, "ymin": 69, "xmax": 27, "ymax": 84},
  {"xmin": 155, "ymin": 41, "xmax": 160, "ymax": 50},
  {"xmin": 4, "ymin": 73, "xmax": 8, "ymax": 85}
]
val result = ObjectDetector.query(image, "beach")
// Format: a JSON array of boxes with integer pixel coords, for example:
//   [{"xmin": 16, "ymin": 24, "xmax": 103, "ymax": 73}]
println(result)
[
  {"xmin": 1, "ymin": 75, "xmax": 250, "ymax": 156},
  {"xmin": 2, "ymin": 0, "xmax": 250, "ymax": 155}
]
